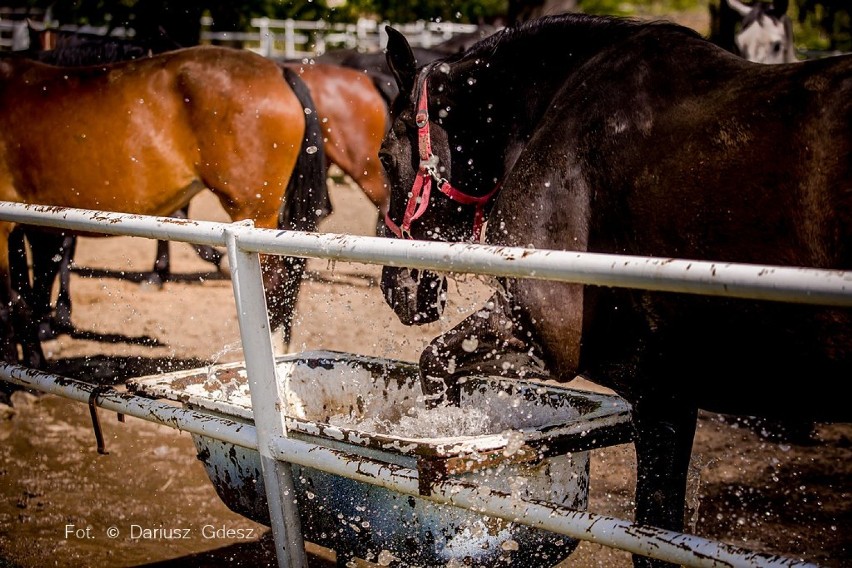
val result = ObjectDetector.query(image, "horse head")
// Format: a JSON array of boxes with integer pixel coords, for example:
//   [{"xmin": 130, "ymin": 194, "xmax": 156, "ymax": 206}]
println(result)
[
  {"xmin": 379, "ymin": 26, "xmax": 508, "ymax": 325},
  {"xmin": 726, "ymin": 0, "xmax": 797, "ymax": 63}
]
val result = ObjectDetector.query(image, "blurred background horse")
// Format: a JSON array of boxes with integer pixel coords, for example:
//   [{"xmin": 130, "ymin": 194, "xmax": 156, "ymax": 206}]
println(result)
[{"xmin": 726, "ymin": 0, "xmax": 797, "ymax": 62}]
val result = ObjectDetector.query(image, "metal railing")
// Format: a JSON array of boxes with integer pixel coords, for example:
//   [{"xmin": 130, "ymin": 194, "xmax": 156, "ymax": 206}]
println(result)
[{"xmin": 1, "ymin": 201, "xmax": 845, "ymax": 568}]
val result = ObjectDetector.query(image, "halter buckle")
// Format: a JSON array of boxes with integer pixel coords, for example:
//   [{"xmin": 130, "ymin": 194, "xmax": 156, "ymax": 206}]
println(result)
[{"xmin": 415, "ymin": 110, "xmax": 428, "ymax": 128}]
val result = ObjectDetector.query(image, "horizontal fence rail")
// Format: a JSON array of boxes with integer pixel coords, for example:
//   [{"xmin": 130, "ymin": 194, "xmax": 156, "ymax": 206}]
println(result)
[
  {"xmin": 0, "ymin": 201, "xmax": 846, "ymax": 568},
  {"xmin": 1, "ymin": 202, "xmax": 850, "ymax": 306}
]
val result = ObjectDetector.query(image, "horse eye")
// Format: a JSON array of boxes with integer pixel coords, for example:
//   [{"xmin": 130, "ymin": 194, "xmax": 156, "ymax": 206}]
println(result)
[
  {"xmin": 772, "ymin": 42, "xmax": 782, "ymax": 53},
  {"xmin": 378, "ymin": 149, "xmax": 395, "ymax": 171}
]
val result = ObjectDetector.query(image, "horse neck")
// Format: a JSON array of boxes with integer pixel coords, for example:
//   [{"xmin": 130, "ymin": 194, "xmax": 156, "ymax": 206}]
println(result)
[{"xmin": 450, "ymin": 15, "xmax": 687, "ymax": 160}]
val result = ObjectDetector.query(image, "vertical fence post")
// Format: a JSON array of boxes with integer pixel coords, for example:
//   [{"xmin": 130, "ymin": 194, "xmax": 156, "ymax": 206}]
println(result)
[
  {"xmin": 224, "ymin": 223, "xmax": 307, "ymax": 568},
  {"xmin": 257, "ymin": 17, "xmax": 271, "ymax": 58},
  {"xmin": 284, "ymin": 19, "xmax": 296, "ymax": 60}
]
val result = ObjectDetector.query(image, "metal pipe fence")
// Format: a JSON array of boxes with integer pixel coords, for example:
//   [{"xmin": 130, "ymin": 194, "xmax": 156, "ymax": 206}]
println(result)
[{"xmin": 0, "ymin": 201, "xmax": 846, "ymax": 568}]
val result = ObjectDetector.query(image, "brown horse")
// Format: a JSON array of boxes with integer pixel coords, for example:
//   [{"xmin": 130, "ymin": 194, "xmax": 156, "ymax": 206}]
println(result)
[
  {"xmin": 28, "ymin": 28, "xmax": 390, "ymax": 213},
  {"xmin": 282, "ymin": 61, "xmax": 389, "ymax": 216},
  {"xmin": 11, "ymin": 32, "xmax": 389, "ymax": 343},
  {"xmin": 0, "ymin": 45, "xmax": 330, "ymax": 368}
]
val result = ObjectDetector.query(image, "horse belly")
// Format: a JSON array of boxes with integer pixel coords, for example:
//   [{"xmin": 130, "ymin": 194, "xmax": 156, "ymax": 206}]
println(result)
[{"xmin": 582, "ymin": 288, "xmax": 852, "ymax": 422}]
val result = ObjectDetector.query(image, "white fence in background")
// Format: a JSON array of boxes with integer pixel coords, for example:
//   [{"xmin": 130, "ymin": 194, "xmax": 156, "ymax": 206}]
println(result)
[
  {"xmin": 0, "ymin": 202, "xmax": 847, "ymax": 568},
  {"xmin": 209, "ymin": 17, "xmax": 479, "ymax": 58},
  {"xmin": 0, "ymin": 16, "xmax": 479, "ymax": 57}
]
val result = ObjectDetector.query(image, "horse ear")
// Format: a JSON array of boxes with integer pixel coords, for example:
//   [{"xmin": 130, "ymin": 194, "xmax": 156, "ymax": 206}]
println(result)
[
  {"xmin": 385, "ymin": 26, "xmax": 416, "ymax": 95},
  {"xmin": 725, "ymin": 0, "xmax": 753, "ymax": 17}
]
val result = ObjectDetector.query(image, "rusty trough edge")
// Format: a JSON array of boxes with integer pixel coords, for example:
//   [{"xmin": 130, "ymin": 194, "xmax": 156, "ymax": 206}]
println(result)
[
  {"xmin": 0, "ymin": 362, "xmax": 821, "ymax": 568},
  {"xmin": 266, "ymin": 437, "xmax": 819, "ymax": 568}
]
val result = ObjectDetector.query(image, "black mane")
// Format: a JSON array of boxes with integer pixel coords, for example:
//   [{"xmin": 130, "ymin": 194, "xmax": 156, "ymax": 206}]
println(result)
[{"xmin": 458, "ymin": 13, "xmax": 703, "ymax": 65}]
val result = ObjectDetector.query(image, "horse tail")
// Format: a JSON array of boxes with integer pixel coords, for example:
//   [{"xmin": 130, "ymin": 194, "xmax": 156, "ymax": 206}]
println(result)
[
  {"xmin": 274, "ymin": 67, "xmax": 331, "ymax": 347},
  {"xmin": 279, "ymin": 66, "xmax": 332, "ymax": 232}
]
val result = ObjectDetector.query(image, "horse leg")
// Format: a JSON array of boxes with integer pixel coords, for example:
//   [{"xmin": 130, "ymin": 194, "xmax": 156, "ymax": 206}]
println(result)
[
  {"xmin": 53, "ymin": 235, "xmax": 76, "ymax": 334},
  {"xmin": 630, "ymin": 398, "xmax": 698, "ymax": 568},
  {"xmin": 7, "ymin": 226, "xmax": 32, "ymax": 313},
  {"xmin": 420, "ymin": 290, "xmax": 549, "ymax": 406},
  {"xmin": 151, "ymin": 238, "xmax": 170, "ymax": 288},
  {"xmin": 151, "ymin": 206, "xmax": 225, "ymax": 286},
  {"xmin": 23, "ymin": 229, "xmax": 74, "ymax": 339},
  {"xmin": 260, "ymin": 254, "xmax": 306, "ymax": 348},
  {"xmin": 0, "ymin": 223, "xmax": 44, "ymax": 368},
  {"xmin": 192, "ymin": 241, "xmax": 224, "ymax": 270}
]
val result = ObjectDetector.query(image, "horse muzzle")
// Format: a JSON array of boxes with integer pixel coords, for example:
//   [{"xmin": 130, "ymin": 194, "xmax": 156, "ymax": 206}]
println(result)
[{"xmin": 380, "ymin": 267, "xmax": 447, "ymax": 325}]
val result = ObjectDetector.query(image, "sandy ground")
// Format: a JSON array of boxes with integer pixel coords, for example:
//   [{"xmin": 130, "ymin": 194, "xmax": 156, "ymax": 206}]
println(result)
[{"xmin": 0, "ymin": 178, "xmax": 849, "ymax": 568}]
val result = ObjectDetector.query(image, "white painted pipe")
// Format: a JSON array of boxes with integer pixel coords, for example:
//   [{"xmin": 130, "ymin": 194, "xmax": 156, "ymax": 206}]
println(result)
[
  {"xmin": 224, "ymin": 226, "xmax": 308, "ymax": 568},
  {"xmin": 0, "ymin": 202, "xmax": 849, "ymax": 306},
  {"xmin": 0, "ymin": 362, "xmax": 258, "ymax": 449}
]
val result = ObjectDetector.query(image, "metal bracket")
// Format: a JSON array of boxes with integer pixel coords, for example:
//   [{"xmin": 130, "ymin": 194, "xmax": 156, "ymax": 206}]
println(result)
[{"xmin": 88, "ymin": 387, "xmax": 111, "ymax": 455}]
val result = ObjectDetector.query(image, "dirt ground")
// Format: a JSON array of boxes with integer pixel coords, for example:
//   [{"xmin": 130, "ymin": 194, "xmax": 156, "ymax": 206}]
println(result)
[{"xmin": 0, "ymin": 178, "xmax": 850, "ymax": 568}]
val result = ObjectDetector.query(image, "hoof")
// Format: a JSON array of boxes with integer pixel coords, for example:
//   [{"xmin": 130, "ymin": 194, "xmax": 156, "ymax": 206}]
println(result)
[{"xmin": 142, "ymin": 273, "xmax": 166, "ymax": 290}]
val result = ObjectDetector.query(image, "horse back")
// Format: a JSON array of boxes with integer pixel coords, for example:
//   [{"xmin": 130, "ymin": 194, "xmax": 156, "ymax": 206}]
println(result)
[
  {"xmin": 0, "ymin": 46, "xmax": 305, "ymax": 219},
  {"xmin": 550, "ymin": 44, "xmax": 852, "ymax": 268}
]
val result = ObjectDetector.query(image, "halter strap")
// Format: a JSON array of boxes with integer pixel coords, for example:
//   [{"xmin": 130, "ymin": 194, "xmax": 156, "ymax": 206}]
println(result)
[{"xmin": 385, "ymin": 70, "xmax": 498, "ymax": 242}]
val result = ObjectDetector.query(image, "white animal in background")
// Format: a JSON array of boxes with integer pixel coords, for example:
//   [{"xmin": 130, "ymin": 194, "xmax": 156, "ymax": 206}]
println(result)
[{"xmin": 726, "ymin": 0, "xmax": 797, "ymax": 63}]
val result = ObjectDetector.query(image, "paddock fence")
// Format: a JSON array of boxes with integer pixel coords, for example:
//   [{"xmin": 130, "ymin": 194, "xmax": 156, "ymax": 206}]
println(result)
[
  {"xmin": 1, "ymin": 202, "xmax": 848, "ymax": 568},
  {"xmin": 0, "ymin": 16, "xmax": 479, "ymax": 57}
]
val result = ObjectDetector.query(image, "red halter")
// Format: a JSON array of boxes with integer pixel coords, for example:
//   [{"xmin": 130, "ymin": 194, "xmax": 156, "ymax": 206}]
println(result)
[{"xmin": 385, "ymin": 73, "xmax": 499, "ymax": 242}]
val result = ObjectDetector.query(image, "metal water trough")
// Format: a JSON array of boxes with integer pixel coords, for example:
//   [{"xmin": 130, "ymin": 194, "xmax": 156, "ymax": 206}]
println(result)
[{"xmin": 129, "ymin": 350, "xmax": 632, "ymax": 567}]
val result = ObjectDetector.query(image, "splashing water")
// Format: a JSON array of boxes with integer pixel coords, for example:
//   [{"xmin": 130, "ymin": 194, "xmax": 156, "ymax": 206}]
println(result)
[{"xmin": 180, "ymin": 354, "xmax": 582, "ymax": 440}]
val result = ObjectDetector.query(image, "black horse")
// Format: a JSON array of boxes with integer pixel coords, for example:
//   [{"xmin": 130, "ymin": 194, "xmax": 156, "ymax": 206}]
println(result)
[{"xmin": 378, "ymin": 14, "xmax": 851, "ymax": 567}]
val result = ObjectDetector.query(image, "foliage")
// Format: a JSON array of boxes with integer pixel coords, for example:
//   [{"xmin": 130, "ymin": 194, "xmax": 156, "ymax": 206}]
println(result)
[
  {"xmin": 325, "ymin": 0, "xmax": 507, "ymax": 23},
  {"xmin": 581, "ymin": 0, "xmax": 704, "ymax": 18},
  {"xmin": 795, "ymin": 0, "xmax": 850, "ymax": 51}
]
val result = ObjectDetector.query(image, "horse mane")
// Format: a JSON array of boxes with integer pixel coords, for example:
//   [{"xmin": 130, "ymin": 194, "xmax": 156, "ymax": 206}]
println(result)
[
  {"xmin": 462, "ymin": 13, "xmax": 703, "ymax": 63},
  {"xmin": 426, "ymin": 13, "xmax": 710, "ymax": 140}
]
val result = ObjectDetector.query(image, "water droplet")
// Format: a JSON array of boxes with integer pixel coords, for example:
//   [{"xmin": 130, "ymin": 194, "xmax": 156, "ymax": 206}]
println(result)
[
  {"xmin": 306, "ymin": 145, "xmax": 318, "ymax": 154},
  {"xmin": 304, "ymin": 108, "xmax": 312, "ymax": 115}
]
